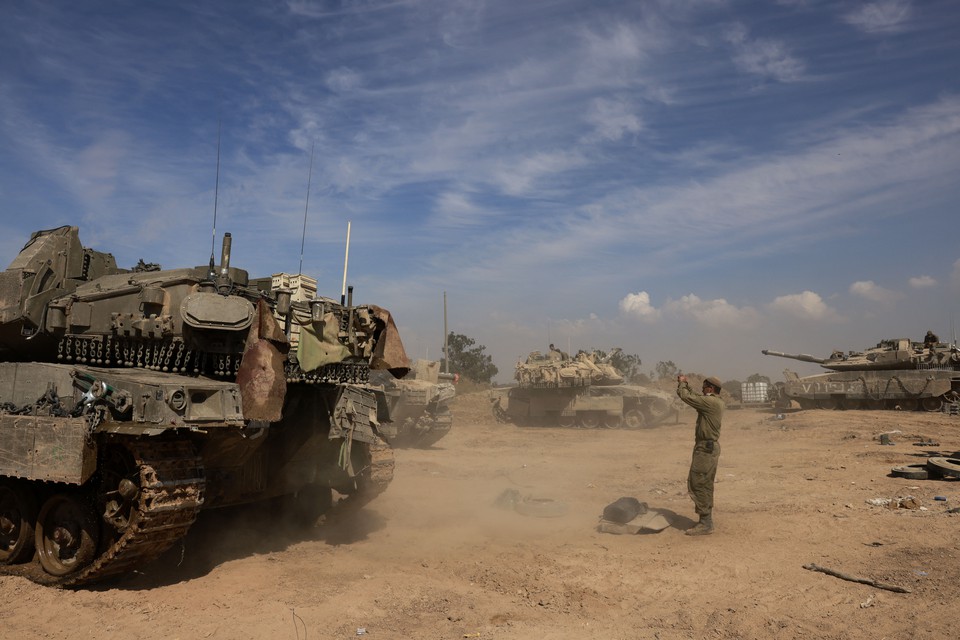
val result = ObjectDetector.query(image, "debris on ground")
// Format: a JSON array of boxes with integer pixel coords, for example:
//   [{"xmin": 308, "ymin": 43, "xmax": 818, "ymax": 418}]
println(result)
[
  {"xmin": 803, "ymin": 563, "xmax": 910, "ymax": 593},
  {"xmin": 597, "ymin": 497, "xmax": 672, "ymax": 534},
  {"xmin": 865, "ymin": 496, "xmax": 923, "ymax": 509},
  {"xmin": 602, "ymin": 497, "xmax": 647, "ymax": 524}
]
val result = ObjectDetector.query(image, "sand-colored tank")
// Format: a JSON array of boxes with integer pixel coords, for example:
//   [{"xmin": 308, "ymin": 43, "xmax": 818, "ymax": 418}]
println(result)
[
  {"xmin": 372, "ymin": 359, "xmax": 456, "ymax": 448},
  {"xmin": 0, "ymin": 226, "xmax": 409, "ymax": 586},
  {"xmin": 763, "ymin": 338, "xmax": 960, "ymax": 411},
  {"xmin": 491, "ymin": 349, "xmax": 677, "ymax": 428}
]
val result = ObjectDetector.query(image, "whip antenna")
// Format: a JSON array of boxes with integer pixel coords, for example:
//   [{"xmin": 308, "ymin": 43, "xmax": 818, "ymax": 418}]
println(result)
[
  {"xmin": 210, "ymin": 119, "xmax": 222, "ymax": 264},
  {"xmin": 298, "ymin": 141, "xmax": 315, "ymax": 277}
]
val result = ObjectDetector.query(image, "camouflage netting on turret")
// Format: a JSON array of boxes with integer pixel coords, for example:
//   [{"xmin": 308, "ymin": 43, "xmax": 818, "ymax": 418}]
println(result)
[{"xmin": 515, "ymin": 350, "xmax": 624, "ymax": 389}]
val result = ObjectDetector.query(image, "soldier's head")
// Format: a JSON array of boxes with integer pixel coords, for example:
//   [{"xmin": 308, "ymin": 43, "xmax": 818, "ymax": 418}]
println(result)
[{"xmin": 703, "ymin": 377, "xmax": 722, "ymax": 394}]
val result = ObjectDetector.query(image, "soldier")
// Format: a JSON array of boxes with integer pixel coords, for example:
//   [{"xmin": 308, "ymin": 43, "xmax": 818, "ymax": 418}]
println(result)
[
  {"xmin": 924, "ymin": 330, "xmax": 939, "ymax": 349},
  {"xmin": 677, "ymin": 374, "xmax": 725, "ymax": 536}
]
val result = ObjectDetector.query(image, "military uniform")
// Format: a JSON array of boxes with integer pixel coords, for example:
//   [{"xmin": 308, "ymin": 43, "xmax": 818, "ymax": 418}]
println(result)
[{"xmin": 677, "ymin": 378, "xmax": 725, "ymax": 535}]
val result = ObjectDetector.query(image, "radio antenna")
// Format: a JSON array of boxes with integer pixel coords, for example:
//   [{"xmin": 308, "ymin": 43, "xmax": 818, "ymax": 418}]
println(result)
[
  {"xmin": 298, "ymin": 141, "xmax": 316, "ymax": 277},
  {"xmin": 340, "ymin": 221, "xmax": 351, "ymax": 305},
  {"xmin": 210, "ymin": 119, "xmax": 222, "ymax": 265}
]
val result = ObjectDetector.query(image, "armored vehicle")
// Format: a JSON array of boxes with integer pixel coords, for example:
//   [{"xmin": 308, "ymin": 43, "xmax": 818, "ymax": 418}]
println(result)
[
  {"xmin": 491, "ymin": 349, "xmax": 677, "ymax": 428},
  {"xmin": 371, "ymin": 359, "xmax": 456, "ymax": 448},
  {"xmin": 763, "ymin": 338, "xmax": 960, "ymax": 411},
  {"xmin": 0, "ymin": 226, "xmax": 409, "ymax": 586}
]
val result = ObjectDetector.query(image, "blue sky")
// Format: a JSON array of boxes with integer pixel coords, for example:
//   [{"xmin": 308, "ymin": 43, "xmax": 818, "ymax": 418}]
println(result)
[{"xmin": 2, "ymin": 0, "xmax": 959, "ymax": 383}]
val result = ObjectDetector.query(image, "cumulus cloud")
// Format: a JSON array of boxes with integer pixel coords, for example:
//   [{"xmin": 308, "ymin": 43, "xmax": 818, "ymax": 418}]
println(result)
[
  {"xmin": 908, "ymin": 275, "xmax": 936, "ymax": 288},
  {"xmin": 662, "ymin": 294, "xmax": 759, "ymax": 328},
  {"xmin": 723, "ymin": 23, "xmax": 805, "ymax": 82},
  {"xmin": 849, "ymin": 280, "xmax": 901, "ymax": 303},
  {"xmin": 843, "ymin": 1, "xmax": 912, "ymax": 34},
  {"xmin": 768, "ymin": 291, "xmax": 838, "ymax": 320},
  {"xmin": 619, "ymin": 291, "xmax": 661, "ymax": 322}
]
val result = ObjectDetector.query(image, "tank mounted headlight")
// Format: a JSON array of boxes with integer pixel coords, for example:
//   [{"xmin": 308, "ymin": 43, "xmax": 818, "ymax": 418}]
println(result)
[{"xmin": 169, "ymin": 389, "xmax": 187, "ymax": 411}]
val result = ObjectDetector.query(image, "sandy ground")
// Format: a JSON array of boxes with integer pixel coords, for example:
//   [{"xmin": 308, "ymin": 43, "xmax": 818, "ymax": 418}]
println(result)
[{"xmin": 2, "ymin": 391, "xmax": 958, "ymax": 640}]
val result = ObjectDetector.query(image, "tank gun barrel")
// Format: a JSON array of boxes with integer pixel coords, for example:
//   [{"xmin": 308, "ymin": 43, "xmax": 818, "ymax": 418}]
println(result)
[{"xmin": 761, "ymin": 349, "xmax": 828, "ymax": 365}]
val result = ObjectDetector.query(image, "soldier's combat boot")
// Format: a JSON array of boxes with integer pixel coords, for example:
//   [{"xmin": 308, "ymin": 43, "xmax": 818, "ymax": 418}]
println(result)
[{"xmin": 685, "ymin": 514, "xmax": 714, "ymax": 536}]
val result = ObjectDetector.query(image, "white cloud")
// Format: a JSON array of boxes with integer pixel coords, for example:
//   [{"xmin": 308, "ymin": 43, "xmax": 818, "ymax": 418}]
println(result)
[
  {"xmin": 619, "ymin": 291, "xmax": 661, "ymax": 322},
  {"xmin": 663, "ymin": 294, "xmax": 759, "ymax": 328},
  {"xmin": 491, "ymin": 151, "xmax": 586, "ymax": 196},
  {"xmin": 432, "ymin": 191, "xmax": 483, "ymax": 227},
  {"xmin": 843, "ymin": 1, "xmax": 912, "ymax": 34},
  {"xmin": 723, "ymin": 23, "xmax": 805, "ymax": 82},
  {"xmin": 585, "ymin": 97, "xmax": 643, "ymax": 142},
  {"xmin": 768, "ymin": 291, "xmax": 838, "ymax": 320},
  {"xmin": 849, "ymin": 280, "xmax": 901, "ymax": 303},
  {"xmin": 908, "ymin": 275, "xmax": 936, "ymax": 288}
]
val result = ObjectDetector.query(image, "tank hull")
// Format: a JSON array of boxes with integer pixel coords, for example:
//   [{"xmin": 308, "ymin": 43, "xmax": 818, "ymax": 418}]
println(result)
[
  {"xmin": 777, "ymin": 369, "xmax": 960, "ymax": 411},
  {"xmin": 492, "ymin": 384, "xmax": 676, "ymax": 429},
  {"xmin": 0, "ymin": 361, "xmax": 392, "ymax": 586}
]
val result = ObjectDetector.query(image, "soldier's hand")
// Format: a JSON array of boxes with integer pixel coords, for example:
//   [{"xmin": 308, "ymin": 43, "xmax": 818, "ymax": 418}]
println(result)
[{"xmin": 677, "ymin": 374, "xmax": 687, "ymax": 383}]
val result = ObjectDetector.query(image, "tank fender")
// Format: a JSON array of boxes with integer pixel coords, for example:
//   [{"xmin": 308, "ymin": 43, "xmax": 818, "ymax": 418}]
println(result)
[{"xmin": 0, "ymin": 414, "xmax": 96, "ymax": 484}]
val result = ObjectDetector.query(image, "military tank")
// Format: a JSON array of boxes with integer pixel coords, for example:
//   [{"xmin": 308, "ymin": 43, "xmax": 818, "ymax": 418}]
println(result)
[
  {"xmin": 762, "ymin": 337, "xmax": 960, "ymax": 411},
  {"xmin": 371, "ymin": 359, "xmax": 456, "ymax": 448},
  {"xmin": 491, "ymin": 349, "xmax": 677, "ymax": 428},
  {"xmin": 0, "ymin": 226, "xmax": 409, "ymax": 586}
]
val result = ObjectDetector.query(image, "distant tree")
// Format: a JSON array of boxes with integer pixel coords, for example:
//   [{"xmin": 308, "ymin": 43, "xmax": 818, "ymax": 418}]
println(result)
[
  {"xmin": 746, "ymin": 373, "xmax": 771, "ymax": 384},
  {"xmin": 722, "ymin": 379, "xmax": 743, "ymax": 400},
  {"xmin": 609, "ymin": 350, "xmax": 643, "ymax": 382},
  {"xmin": 441, "ymin": 332, "xmax": 498, "ymax": 383},
  {"xmin": 655, "ymin": 360, "xmax": 679, "ymax": 380}
]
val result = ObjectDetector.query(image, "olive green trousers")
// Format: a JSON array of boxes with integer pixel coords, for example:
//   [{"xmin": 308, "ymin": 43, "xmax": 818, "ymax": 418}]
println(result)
[{"xmin": 687, "ymin": 441, "xmax": 721, "ymax": 516}]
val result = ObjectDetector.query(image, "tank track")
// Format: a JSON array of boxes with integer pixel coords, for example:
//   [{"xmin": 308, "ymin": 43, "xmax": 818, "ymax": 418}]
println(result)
[{"xmin": 2, "ymin": 438, "xmax": 204, "ymax": 588}]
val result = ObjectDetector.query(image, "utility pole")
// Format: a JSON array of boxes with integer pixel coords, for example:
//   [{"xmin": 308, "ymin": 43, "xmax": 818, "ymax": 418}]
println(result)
[{"xmin": 443, "ymin": 291, "xmax": 449, "ymax": 374}]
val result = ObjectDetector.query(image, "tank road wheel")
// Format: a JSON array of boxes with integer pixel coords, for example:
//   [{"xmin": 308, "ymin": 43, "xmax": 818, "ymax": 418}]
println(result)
[
  {"xmin": 839, "ymin": 398, "xmax": 861, "ymax": 411},
  {"xmin": 557, "ymin": 414, "xmax": 576, "ymax": 428},
  {"xmin": 577, "ymin": 413, "xmax": 600, "ymax": 429},
  {"xmin": 35, "ymin": 494, "xmax": 100, "ymax": 577},
  {"xmin": 601, "ymin": 414, "xmax": 622, "ymax": 429},
  {"xmin": 97, "ymin": 445, "xmax": 142, "ymax": 533},
  {"xmin": 864, "ymin": 399, "xmax": 886, "ymax": 410},
  {"xmin": 921, "ymin": 396, "xmax": 944, "ymax": 412},
  {"xmin": 0, "ymin": 480, "xmax": 37, "ymax": 565},
  {"xmin": 816, "ymin": 399, "xmax": 837, "ymax": 410},
  {"xmin": 645, "ymin": 399, "xmax": 672, "ymax": 424},
  {"xmin": 622, "ymin": 409, "xmax": 647, "ymax": 430}
]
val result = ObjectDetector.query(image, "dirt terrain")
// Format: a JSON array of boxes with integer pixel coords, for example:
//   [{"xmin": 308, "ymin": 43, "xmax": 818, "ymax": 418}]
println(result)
[{"xmin": 2, "ymin": 391, "xmax": 958, "ymax": 640}]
